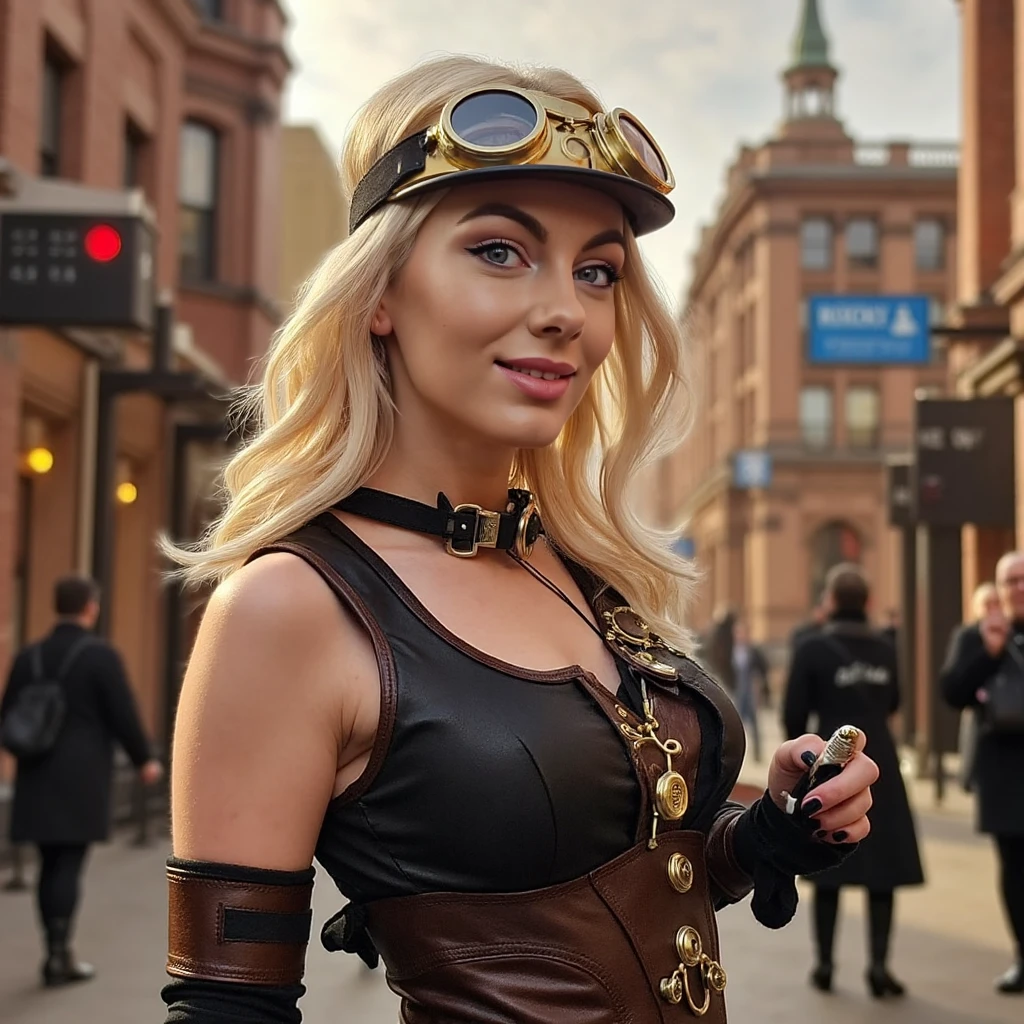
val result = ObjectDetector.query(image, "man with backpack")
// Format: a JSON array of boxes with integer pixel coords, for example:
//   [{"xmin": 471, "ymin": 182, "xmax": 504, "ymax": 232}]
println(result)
[{"xmin": 0, "ymin": 575, "xmax": 162, "ymax": 986}]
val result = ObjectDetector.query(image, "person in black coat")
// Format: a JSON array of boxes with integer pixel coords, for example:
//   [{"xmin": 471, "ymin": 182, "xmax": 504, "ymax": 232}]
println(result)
[
  {"xmin": 784, "ymin": 563, "xmax": 923, "ymax": 999},
  {"xmin": 0, "ymin": 576, "xmax": 162, "ymax": 986},
  {"xmin": 940, "ymin": 551, "xmax": 1024, "ymax": 995}
]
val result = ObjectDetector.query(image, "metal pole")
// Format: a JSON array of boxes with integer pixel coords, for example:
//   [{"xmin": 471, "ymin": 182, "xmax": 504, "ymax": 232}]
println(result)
[
  {"xmin": 899, "ymin": 524, "xmax": 917, "ymax": 748},
  {"xmin": 91, "ymin": 376, "xmax": 117, "ymax": 637}
]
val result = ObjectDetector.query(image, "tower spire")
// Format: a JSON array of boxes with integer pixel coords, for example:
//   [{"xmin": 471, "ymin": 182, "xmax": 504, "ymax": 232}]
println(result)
[
  {"xmin": 781, "ymin": 0, "xmax": 841, "ymax": 128},
  {"xmin": 789, "ymin": 0, "xmax": 834, "ymax": 72}
]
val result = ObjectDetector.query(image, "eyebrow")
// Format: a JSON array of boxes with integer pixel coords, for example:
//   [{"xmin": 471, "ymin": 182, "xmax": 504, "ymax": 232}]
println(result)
[{"xmin": 457, "ymin": 203, "xmax": 627, "ymax": 254}]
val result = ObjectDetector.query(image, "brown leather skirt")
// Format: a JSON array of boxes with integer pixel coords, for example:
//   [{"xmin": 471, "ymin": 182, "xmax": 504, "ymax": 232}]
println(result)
[{"xmin": 364, "ymin": 830, "xmax": 729, "ymax": 1024}]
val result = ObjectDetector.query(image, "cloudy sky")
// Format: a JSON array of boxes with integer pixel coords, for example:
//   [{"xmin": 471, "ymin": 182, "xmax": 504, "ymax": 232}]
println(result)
[{"xmin": 280, "ymin": 0, "xmax": 959, "ymax": 303}]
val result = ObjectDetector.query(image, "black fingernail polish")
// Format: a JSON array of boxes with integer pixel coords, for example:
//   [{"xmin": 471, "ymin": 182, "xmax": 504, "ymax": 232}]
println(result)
[
  {"xmin": 801, "ymin": 751, "xmax": 818, "ymax": 768},
  {"xmin": 803, "ymin": 797, "xmax": 822, "ymax": 815},
  {"xmin": 833, "ymin": 830, "xmax": 848, "ymax": 842},
  {"xmin": 815, "ymin": 829, "xmax": 827, "ymax": 839}
]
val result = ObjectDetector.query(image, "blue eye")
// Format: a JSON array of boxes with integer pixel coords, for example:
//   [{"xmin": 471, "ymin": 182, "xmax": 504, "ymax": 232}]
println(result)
[
  {"xmin": 576, "ymin": 264, "xmax": 622, "ymax": 287},
  {"xmin": 466, "ymin": 241, "xmax": 525, "ymax": 267}
]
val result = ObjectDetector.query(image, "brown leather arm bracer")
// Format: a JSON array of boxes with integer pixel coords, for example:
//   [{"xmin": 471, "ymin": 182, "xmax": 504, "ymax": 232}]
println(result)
[
  {"xmin": 704, "ymin": 802, "xmax": 754, "ymax": 905},
  {"xmin": 166, "ymin": 859, "xmax": 314, "ymax": 986}
]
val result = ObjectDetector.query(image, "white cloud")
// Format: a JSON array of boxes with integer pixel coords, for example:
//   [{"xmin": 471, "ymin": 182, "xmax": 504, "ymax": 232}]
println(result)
[{"xmin": 280, "ymin": 0, "xmax": 958, "ymax": 301}]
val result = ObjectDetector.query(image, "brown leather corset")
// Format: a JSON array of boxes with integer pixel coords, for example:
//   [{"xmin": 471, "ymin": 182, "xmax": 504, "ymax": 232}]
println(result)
[
  {"xmin": 354, "ymin": 638, "xmax": 747, "ymax": 1024},
  {"xmin": 365, "ymin": 831, "xmax": 727, "ymax": 1024}
]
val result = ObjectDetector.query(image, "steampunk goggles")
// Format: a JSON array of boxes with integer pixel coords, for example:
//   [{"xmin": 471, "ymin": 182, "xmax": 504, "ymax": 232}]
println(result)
[{"xmin": 349, "ymin": 86, "xmax": 675, "ymax": 236}]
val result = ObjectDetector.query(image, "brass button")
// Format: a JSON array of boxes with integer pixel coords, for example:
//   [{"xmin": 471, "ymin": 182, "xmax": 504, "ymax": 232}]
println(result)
[
  {"xmin": 667, "ymin": 852, "xmax": 694, "ymax": 893},
  {"xmin": 659, "ymin": 972, "xmax": 683, "ymax": 1004},
  {"xmin": 705, "ymin": 961, "xmax": 728, "ymax": 992},
  {"xmin": 655, "ymin": 770, "xmax": 688, "ymax": 820},
  {"xmin": 676, "ymin": 925, "xmax": 703, "ymax": 967}
]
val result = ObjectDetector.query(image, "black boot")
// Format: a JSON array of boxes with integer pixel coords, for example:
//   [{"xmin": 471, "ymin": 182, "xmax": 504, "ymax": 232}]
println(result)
[
  {"xmin": 866, "ymin": 965, "xmax": 906, "ymax": 999},
  {"xmin": 809, "ymin": 963, "xmax": 833, "ymax": 992},
  {"xmin": 42, "ymin": 918, "xmax": 95, "ymax": 987},
  {"xmin": 995, "ymin": 962, "xmax": 1024, "ymax": 994},
  {"xmin": 866, "ymin": 892, "xmax": 906, "ymax": 998}
]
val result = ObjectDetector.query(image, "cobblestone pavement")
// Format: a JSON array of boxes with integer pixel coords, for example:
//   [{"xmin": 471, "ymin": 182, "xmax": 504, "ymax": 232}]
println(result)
[{"xmin": 1, "ymin": 714, "xmax": 1020, "ymax": 1023}]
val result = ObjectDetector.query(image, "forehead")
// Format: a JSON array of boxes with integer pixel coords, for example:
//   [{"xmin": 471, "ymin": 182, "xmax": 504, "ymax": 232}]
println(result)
[
  {"xmin": 428, "ymin": 178, "xmax": 625, "ymax": 234},
  {"xmin": 998, "ymin": 555, "xmax": 1024, "ymax": 581}
]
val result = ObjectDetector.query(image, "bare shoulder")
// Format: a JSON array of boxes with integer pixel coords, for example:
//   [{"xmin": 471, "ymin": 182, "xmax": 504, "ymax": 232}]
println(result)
[{"xmin": 171, "ymin": 551, "xmax": 362, "ymax": 867}]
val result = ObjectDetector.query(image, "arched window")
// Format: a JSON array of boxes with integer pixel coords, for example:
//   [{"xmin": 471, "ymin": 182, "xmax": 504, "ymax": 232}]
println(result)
[{"xmin": 809, "ymin": 520, "xmax": 862, "ymax": 605}]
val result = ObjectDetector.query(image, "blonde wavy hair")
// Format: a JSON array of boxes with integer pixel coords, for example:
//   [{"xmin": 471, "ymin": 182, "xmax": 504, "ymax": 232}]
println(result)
[{"xmin": 165, "ymin": 54, "xmax": 699, "ymax": 649}]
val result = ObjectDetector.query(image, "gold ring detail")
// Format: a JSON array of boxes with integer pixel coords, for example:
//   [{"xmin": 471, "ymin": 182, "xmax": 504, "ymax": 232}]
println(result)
[{"xmin": 667, "ymin": 853, "xmax": 693, "ymax": 893}]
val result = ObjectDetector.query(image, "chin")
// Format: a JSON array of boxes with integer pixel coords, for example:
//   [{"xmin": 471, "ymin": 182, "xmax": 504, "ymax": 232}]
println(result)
[{"xmin": 477, "ymin": 408, "xmax": 570, "ymax": 451}]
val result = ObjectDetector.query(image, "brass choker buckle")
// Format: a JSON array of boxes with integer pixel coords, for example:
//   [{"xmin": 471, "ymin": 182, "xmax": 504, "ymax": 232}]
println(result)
[{"xmin": 445, "ymin": 496, "xmax": 541, "ymax": 559}]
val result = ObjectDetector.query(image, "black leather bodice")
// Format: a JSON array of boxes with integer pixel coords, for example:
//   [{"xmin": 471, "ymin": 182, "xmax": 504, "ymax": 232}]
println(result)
[{"xmin": 259, "ymin": 514, "xmax": 722, "ymax": 904}]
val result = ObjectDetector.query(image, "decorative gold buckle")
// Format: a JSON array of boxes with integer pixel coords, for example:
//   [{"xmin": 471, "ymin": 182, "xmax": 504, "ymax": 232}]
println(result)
[
  {"xmin": 659, "ymin": 926, "xmax": 727, "ymax": 1015},
  {"xmin": 446, "ymin": 504, "xmax": 501, "ymax": 558}
]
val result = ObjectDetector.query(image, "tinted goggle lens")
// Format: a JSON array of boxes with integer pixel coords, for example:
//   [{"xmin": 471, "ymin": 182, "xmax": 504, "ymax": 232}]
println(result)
[
  {"xmin": 618, "ymin": 113, "xmax": 668, "ymax": 182},
  {"xmin": 449, "ymin": 91, "xmax": 539, "ymax": 149}
]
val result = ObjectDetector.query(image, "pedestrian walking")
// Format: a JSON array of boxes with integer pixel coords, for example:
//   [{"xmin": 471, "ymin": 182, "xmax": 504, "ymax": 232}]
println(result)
[
  {"xmin": 0, "ymin": 575, "xmax": 163, "ymax": 987},
  {"xmin": 784, "ymin": 563, "xmax": 923, "ymax": 998},
  {"xmin": 790, "ymin": 597, "xmax": 827, "ymax": 652},
  {"xmin": 731, "ymin": 618, "xmax": 769, "ymax": 762},
  {"xmin": 157, "ymin": 54, "xmax": 880, "ymax": 1023},
  {"xmin": 940, "ymin": 551, "xmax": 1024, "ymax": 995}
]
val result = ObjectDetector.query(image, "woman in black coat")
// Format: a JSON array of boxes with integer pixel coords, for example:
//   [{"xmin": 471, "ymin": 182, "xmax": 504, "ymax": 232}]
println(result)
[
  {"xmin": 784, "ymin": 564, "xmax": 923, "ymax": 999},
  {"xmin": 940, "ymin": 551, "xmax": 1024, "ymax": 995},
  {"xmin": 0, "ymin": 576, "xmax": 159, "ymax": 986}
]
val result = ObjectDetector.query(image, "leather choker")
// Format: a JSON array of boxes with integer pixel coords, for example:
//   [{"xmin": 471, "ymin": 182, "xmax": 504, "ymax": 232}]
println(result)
[{"xmin": 334, "ymin": 488, "xmax": 543, "ymax": 559}]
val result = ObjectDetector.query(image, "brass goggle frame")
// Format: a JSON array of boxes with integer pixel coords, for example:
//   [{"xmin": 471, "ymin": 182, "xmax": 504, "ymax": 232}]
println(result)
[{"xmin": 391, "ymin": 86, "xmax": 675, "ymax": 202}]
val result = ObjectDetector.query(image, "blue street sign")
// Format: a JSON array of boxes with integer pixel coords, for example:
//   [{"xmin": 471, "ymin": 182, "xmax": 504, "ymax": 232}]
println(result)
[
  {"xmin": 733, "ymin": 450, "xmax": 772, "ymax": 489},
  {"xmin": 808, "ymin": 294, "xmax": 931, "ymax": 364},
  {"xmin": 673, "ymin": 536, "xmax": 696, "ymax": 559}
]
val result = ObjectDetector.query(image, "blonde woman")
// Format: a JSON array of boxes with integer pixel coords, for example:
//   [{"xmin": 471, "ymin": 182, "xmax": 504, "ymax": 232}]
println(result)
[{"xmin": 160, "ymin": 56, "xmax": 879, "ymax": 1023}]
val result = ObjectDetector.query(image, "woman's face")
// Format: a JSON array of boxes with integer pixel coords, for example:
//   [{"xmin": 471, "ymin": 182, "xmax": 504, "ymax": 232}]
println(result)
[{"xmin": 372, "ymin": 179, "xmax": 626, "ymax": 451}]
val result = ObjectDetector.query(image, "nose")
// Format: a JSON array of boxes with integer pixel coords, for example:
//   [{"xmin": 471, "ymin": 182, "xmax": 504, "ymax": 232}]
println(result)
[{"xmin": 525, "ymin": 264, "xmax": 586, "ymax": 342}]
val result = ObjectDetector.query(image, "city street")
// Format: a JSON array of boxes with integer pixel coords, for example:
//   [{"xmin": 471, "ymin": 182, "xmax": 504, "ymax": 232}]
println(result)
[{"xmin": 1, "ymin": 728, "xmax": 1019, "ymax": 1024}]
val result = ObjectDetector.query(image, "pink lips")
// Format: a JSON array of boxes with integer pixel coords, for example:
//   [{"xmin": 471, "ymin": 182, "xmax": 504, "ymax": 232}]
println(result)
[{"xmin": 496, "ymin": 358, "xmax": 577, "ymax": 402}]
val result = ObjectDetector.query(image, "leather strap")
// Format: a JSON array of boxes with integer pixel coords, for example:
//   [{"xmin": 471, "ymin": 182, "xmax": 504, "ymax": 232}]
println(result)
[
  {"xmin": 334, "ymin": 487, "xmax": 542, "ymax": 557},
  {"xmin": 349, "ymin": 130, "xmax": 431, "ymax": 232},
  {"xmin": 166, "ymin": 860, "xmax": 314, "ymax": 986}
]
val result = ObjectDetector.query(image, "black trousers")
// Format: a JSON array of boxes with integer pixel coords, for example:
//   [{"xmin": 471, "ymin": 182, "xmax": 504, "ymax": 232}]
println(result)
[
  {"xmin": 36, "ymin": 844, "xmax": 89, "ymax": 937},
  {"xmin": 813, "ymin": 885, "xmax": 896, "ymax": 968},
  {"xmin": 996, "ymin": 834, "xmax": 1024, "ymax": 960}
]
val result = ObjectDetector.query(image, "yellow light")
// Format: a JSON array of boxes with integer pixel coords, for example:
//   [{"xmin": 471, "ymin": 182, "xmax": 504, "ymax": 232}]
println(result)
[
  {"xmin": 25, "ymin": 447, "xmax": 54, "ymax": 474},
  {"xmin": 115, "ymin": 481, "xmax": 138, "ymax": 505}
]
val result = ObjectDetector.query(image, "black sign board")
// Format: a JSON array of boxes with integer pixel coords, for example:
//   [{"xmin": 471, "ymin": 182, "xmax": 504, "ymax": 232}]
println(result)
[
  {"xmin": 0, "ymin": 213, "xmax": 154, "ymax": 331},
  {"xmin": 887, "ymin": 460, "xmax": 913, "ymax": 528},
  {"xmin": 913, "ymin": 398, "xmax": 1016, "ymax": 527}
]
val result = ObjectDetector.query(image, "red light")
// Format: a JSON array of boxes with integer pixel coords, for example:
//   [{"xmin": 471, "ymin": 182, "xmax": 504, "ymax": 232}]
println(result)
[{"xmin": 84, "ymin": 224, "xmax": 122, "ymax": 262}]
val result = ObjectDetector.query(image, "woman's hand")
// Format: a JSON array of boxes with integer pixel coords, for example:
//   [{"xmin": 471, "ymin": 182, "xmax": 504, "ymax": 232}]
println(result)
[{"xmin": 766, "ymin": 732, "xmax": 878, "ymax": 844}]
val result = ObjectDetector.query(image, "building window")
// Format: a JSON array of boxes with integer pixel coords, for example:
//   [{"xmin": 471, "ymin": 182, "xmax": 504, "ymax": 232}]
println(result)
[
  {"xmin": 179, "ymin": 121, "xmax": 219, "ymax": 282},
  {"xmin": 846, "ymin": 218, "xmax": 879, "ymax": 269},
  {"xmin": 124, "ymin": 120, "xmax": 148, "ymax": 190},
  {"xmin": 846, "ymin": 385, "xmax": 880, "ymax": 449},
  {"xmin": 800, "ymin": 385, "xmax": 833, "ymax": 449},
  {"xmin": 915, "ymin": 218, "xmax": 945, "ymax": 271},
  {"xmin": 40, "ymin": 53, "xmax": 65, "ymax": 177},
  {"xmin": 800, "ymin": 217, "xmax": 832, "ymax": 270},
  {"xmin": 193, "ymin": 0, "xmax": 225, "ymax": 18}
]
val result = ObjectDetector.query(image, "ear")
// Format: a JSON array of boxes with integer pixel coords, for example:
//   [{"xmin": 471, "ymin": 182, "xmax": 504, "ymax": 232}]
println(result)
[{"xmin": 370, "ymin": 300, "xmax": 393, "ymax": 337}]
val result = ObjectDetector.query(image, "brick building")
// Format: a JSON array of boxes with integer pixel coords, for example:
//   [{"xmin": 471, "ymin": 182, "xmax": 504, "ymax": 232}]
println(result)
[
  {"xmin": 942, "ymin": 0, "xmax": 1024, "ymax": 605},
  {"xmin": 651, "ymin": 0, "xmax": 958, "ymax": 649},
  {"xmin": 0, "ymin": 0, "xmax": 291, "ymax": 768}
]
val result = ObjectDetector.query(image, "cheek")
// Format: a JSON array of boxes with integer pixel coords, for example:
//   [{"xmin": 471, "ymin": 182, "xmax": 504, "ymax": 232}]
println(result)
[{"xmin": 579, "ymin": 300, "xmax": 617, "ymax": 374}]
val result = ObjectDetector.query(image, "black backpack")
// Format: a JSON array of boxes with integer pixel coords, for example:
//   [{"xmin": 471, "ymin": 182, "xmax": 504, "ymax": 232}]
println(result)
[{"xmin": 0, "ymin": 636, "xmax": 95, "ymax": 760}]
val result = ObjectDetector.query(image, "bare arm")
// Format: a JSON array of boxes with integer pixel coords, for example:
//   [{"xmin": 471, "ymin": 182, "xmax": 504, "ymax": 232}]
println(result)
[{"xmin": 171, "ymin": 552, "xmax": 363, "ymax": 869}]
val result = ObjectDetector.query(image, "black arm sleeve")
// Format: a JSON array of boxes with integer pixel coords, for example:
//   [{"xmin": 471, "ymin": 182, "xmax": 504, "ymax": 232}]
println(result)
[
  {"xmin": 95, "ymin": 646, "xmax": 152, "ymax": 766},
  {"xmin": 940, "ymin": 625, "xmax": 1001, "ymax": 710},
  {"xmin": 782, "ymin": 642, "xmax": 814, "ymax": 740},
  {"xmin": 162, "ymin": 979, "xmax": 305, "ymax": 1024},
  {"xmin": 732, "ymin": 792, "xmax": 854, "ymax": 929}
]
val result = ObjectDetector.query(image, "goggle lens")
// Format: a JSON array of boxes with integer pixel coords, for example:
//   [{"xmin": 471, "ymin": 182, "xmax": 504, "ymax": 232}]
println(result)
[
  {"xmin": 449, "ymin": 91, "xmax": 539, "ymax": 149},
  {"xmin": 619, "ymin": 114, "xmax": 667, "ymax": 182}
]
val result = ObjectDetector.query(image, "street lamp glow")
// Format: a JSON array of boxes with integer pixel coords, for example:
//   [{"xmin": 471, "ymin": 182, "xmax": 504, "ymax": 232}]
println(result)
[
  {"xmin": 115, "ymin": 481, "xmax": 138, "ymax": 505},
  {"xmin": 25, "ymin": 447, "xmax": 54, "ymax": 474}
]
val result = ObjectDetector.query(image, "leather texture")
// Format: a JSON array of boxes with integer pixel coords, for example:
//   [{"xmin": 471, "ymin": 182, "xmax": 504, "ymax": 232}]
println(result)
[
  {"xmin": 166, "ymin": 869, "xmax": 313, "ymax": 986},
  {"xmin": 366, "ymin": 831, "xmax": 726, "ymax": 1024}
]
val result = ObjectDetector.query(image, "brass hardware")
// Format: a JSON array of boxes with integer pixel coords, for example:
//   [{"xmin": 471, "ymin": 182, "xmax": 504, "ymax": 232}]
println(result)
[
  {"xmin": 667, "ymin": 853, "xmax": 693, "ymax": 893},
  {"xmin": 661, "ymin": 925, "xmax": 726, "ymax": 1015},
  {"xmin": 655, "ymin": 770, "xmax": 688, "ymax": 820},
  {"xmin": 615, "ymin": 705, "xmax": 629, "ymax": 719},
  {"xmin": 601, "ymin": 606, "xmax": 684, "ymax": 680},
  {"xmin": 446, "ymin": 504, "xmax": 502, "ymax": 558},
  {"xmin": 659, "ymin": 972, "xmax": 683, "ymax": 1005},
  {"xmin": 513, "ymin": 498, "xmax": 540, "ymax": 560}
]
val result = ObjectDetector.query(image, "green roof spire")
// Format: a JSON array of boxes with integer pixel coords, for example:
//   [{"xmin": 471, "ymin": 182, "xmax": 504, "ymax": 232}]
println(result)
[{"xmin": 789, "ymin": 0, "xmax": 833, "ymax": 70}]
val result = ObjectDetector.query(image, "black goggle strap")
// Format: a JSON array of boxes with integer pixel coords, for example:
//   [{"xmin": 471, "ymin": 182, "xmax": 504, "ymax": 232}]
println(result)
[{"xmin": 349, "ymin": 130, "xmax": 431, "ymax": 234}]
